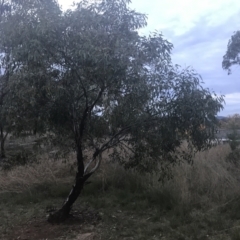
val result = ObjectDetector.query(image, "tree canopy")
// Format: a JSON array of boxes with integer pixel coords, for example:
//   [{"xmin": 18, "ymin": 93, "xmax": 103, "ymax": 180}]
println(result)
[
  {"xmin": 0, "ymin": 0, "xmax": 224, "ymax": 222},
  {"xmin": 223, "ymin": 31, "xmax": 240, "ymax": 74}
]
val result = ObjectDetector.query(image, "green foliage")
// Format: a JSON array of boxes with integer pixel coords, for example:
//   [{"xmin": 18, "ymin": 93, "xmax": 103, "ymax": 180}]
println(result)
[
  {"xmin": 228, "ymin": 130, "xmax": 240, "ymax": 151},
  {"xmin": 226, "ymin": 123, "xmax": 240, "ymax": 164},
  {"xmin": 231, "ymin": 230, "xmax": 240, "ymax": 240},
  {"xmin": 0, "ymin": 0, "xmax": 224, "ymax": 176},
  {"xmin": 226, "ymin": 149, "xmax": 240, "ymax": 165},
  {"xmin": 222, "ymin": 31, "xmax": 240, "ymax": 74},
  {"xmin": 0, "ymin": 149, "xmax": 34, "ymax": 170}
]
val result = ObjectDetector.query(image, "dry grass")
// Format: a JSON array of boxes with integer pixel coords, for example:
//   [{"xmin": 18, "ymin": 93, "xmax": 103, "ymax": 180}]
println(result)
[
  {"xmin": 0, "ymin": 144, "xmax": 238, "ymax": 205},
  {"xmin": 162, "ymin": 144, "xmax": 240, "ymax": 207},
  {"xmin": 94, "ymin": 144, "xmax": 240, "ymax": 208},
  {"xmin": 1, "ymin": 143, "xmax": 240, "ymax": 239},
  {"xmin": 0, "ymin": 153, "xmax": 75, "ymax": 193}
]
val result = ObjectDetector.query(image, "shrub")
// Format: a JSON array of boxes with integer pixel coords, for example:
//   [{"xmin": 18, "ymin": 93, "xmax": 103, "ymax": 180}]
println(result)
[
  {"xmin": 226, "ymin": 148, "xmax": 240, "ymax": 165},
  {"xmin": 227, "ymin": 130, "xmax": 240, "ymax": 151}
]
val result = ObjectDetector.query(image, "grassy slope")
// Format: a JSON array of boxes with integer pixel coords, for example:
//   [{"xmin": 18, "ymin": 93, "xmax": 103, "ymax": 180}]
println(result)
[{"xmin": 1, "ymin": 144, "xmax": 240, "ymax": 239}]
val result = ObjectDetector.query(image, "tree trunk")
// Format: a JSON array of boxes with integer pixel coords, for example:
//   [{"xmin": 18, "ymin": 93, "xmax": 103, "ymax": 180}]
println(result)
[
  {"xmin": 47, "ymin": 149, "xmax": 93, "ymax": 223},
  {"xmin": 33, "ymin": 119, "xmax": 38, "ymax": 135},
  {"xmin": 0, "ymin": 126, "xmax": 6, "ymax": 158}
]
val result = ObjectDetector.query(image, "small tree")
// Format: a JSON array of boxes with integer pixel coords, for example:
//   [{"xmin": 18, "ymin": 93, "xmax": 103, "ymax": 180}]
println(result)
[
  {"xmin": 228, "ymin": 130, "xmax": 240, "ymax": 151},
  {"xmin": 0, "ymin": 0, "xmax": 224, "ymax": 223},
  {"xmin": 0, "ymin": 0, "xmax": 16, "ymax": 158},
  {"xmin": 226, "ymin": 115, "xmax": 240, "ymax": 151},
  {"xmin": 226, "ymin": 124, "xmax": 240, "ymax": 164},
  {"xmin": 0, "ymin": 74, "xmax": 10, "ymax": 158}
]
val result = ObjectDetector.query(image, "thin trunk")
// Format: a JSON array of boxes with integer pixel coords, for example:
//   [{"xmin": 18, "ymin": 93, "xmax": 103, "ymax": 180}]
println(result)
[
  {"xmin": 33, "ymin": 117, "xmax": 38, "ymax": 135},
  {"xmin": 0, "ymin": 126, "xmax": 6, "ymax": 158},
  {"xmin": 47, "ymin": 148, "xmax": 93, "ymax": 223},
  {"xmin": 48, "ymin": 103, "xmax": 100, "ymax": 223}
]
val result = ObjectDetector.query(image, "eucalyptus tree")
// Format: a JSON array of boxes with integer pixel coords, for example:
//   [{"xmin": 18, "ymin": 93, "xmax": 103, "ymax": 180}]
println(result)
[
  {"xmin": 0, "ymin": 74, "xmax": 10, "ymax": 158},
  {"xmin": 0, "ymin": 0, "xmax": 61, "ymax": 137},
  {"xmin": 0, "ymin": 0, "xmax": 16, "ymax": 157},
  {"xmin": 0, "ymin": 0, "xmax": 224, "ymax": 222},
  {"xmin": 223, "ymin": 31, "xmax": 240, "ymax": 74}
]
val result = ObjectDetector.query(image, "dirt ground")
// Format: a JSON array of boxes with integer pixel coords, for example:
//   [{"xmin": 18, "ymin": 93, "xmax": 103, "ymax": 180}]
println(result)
[{"xmin": 4, "ymin": 208, "xmax": 100, "ymax": 240}]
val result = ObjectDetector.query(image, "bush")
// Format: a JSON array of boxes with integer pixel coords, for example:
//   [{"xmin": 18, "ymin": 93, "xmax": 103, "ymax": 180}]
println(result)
[
  {"xmin": 227, "ymin": 130, "xmax": 240, "ymax": 151},
  {"xmin": 0, "ymin": 149, "xmax": 35, "ymax": 170},
  {"xmin": 226, "ymin": 148, "xmax": 240, "ymax": 165}
]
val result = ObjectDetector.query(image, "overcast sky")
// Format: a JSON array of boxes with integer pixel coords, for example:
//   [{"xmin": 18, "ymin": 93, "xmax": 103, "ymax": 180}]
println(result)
[{"xmin": 58, "ymin": 0, "xmax": 240, "ymax": 116}]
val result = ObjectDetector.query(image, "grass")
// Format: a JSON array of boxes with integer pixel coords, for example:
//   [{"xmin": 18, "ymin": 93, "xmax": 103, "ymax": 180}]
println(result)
[{"xmin": 1, "ymin": 143, "xmax": 240, "ymax": 239}]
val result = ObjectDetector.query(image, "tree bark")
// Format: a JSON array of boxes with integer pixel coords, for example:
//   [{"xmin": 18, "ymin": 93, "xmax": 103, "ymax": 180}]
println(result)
[
  {"xmin": 0, "ymin": 126, "xmax": 6, "ymax": 158},
  {"xmin": 47, "ymin": 148, "xmax": 93, "ymax": 223}
]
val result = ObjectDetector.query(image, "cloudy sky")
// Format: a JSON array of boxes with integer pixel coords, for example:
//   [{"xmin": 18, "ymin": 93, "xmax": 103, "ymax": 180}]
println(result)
[{"xmin": 58, "ymin": 0, "xmax": 240, "ymax": 116}]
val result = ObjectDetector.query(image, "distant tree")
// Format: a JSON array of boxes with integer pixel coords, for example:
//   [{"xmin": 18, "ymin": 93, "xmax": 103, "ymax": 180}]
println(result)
[
  {"xmin": 0, "ymin": 0, "xmax": 16, "ymax": 158},
  {"xmin": 0, "ymin": 0, "xmax": 224, "ymax": 223},
  {"xmin": 223, "ymin": 31, "xmax": 240, "ymax": 74},
  {"xmin": 228, "ymin": 114, "xmax": 240, "ymax": 129},
  {"xmin": 0, "ymin": 74, "xmax": 10, "ymax": 158},
  {"xmin": 228, "ymin": 130, "xmax": 240, "ymax": 151},
  {"xmin": 225, "ymin": 115, "xmax": 240, "ymax": 163},
  {"xmin": 225, "ymin": 114, "xmax": 240, "ymax": 151},
  {"xmin": 220, "ymin": 114, "xmax": 240, "ymax": 129},
  {"xmin": 0, "ymin": 0, "xmax": 60, "ymax": 139}
]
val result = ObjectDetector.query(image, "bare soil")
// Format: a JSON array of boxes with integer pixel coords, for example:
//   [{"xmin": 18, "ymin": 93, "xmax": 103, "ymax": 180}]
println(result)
[{"xmin": 4, "ymin": 208, "xmax": 100, "ymax": 240}]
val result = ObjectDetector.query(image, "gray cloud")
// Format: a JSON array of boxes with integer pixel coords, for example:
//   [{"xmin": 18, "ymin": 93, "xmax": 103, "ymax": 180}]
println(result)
[
  {"xmin": 164, "ymin": 14, "xmax": 240, "ymax": 115},
  {"xmin": 129, "ymin": 0, "xmax": 240, "ymax": 116}
]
